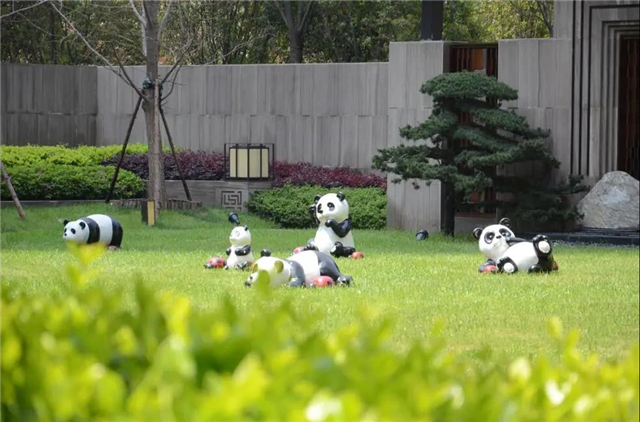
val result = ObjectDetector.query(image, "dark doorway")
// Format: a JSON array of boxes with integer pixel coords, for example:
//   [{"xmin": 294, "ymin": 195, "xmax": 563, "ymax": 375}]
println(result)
[{"xmin": 618, "ymin": 35, "xmax": 639, "ymax": 180}]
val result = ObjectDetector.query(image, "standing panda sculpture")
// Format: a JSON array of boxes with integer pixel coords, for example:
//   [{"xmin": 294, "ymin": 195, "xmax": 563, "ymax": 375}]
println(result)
[
  {"xmin": 225, "ymin": 225, "xmax": 254, "ymax": 270},
  {"xmin": 245, "ymin": 250, "xmax": 352, "ymax": 287},
  {"xmin": 305, "ymin": 192, "xmax": 357, "ymax": 258},
  {"xmin": 63, "ymin": 214, "xmax": 123, "ymax": 248},
  {"xmin": 473, "ymin": 218, "xmax": 558, "ymax": 274}
]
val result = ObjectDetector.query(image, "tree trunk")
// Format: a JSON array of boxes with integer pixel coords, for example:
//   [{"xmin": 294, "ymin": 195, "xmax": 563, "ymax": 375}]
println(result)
[
  {"xmin": 288, "ymin": 28, "xmax": 303, "ymax": 63},
  {"xmin": 441, "ymin": 182, "xmax": 456, "ymax": 236},
  {"xmin": 142, "ymin": 0, "xmax": 165, "ymax": 218},
  {"xmin": 0, "ymin": 160, "xmax": 27, "ymax": 220}
]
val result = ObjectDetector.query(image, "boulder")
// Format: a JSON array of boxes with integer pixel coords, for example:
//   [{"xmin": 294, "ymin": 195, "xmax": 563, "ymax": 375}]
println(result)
[{"xmin": 577, "ymin": 171, "xmax": 639, "ymax": 229}]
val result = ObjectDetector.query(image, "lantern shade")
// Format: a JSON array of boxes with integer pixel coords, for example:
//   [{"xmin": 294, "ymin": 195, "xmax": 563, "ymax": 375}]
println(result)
[{"xmin": 225, "ymin": 144, "xmax": 273, "ymax": 180}]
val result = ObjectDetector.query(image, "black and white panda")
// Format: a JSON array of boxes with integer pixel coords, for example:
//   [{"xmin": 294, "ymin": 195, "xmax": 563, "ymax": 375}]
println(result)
[
  {"xmin": 63, "ymin": 214, "xmax": 123, "ymax": 248},
  {"xmin": 305, "ymin": 192, "xmax": 357, "ymax": 258},
  {"xmin": 245, "ymin": 250, "xmax": 352, "ymax": 287},
  {"xmin": 225, "ymin": 225, "xmax": 254, "ymax": 270},
  {"xmin": 473, "ymin": 218, "xmax": 558, "ymax": 274}
]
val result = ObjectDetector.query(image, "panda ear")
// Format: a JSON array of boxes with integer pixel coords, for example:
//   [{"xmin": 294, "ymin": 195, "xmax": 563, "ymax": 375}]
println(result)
[
  {"xmin": 63, "ymin": 219, "xmax": 70, "ymax": 226},
  {"xmin": 314, "ymin": 194, "xmax": 321, "ymax": 203},
  {"xmin": 79, "ymin": 221, "xmax": 86, "ymax": 230},
  {"xmin": 337, "ymin": 191, "xmax": 346, "ymax": 202},
  {"xmin": 499, "ymin": 218, "xmax": 511, "ymax": 228},
  {"xmin": 274, "ymin": 260, "xmax": 284, "ymax": 273},
  {"xmin": 261, "ymin": 249, "xmax": 271, "ymax": 257},
  {"xmin": 473, "ymin": 227, "xmax": 483, "ymax": 240},
  {"xmin": 244, "ymin": 225, "xmax": 249, "ymax": 231}
]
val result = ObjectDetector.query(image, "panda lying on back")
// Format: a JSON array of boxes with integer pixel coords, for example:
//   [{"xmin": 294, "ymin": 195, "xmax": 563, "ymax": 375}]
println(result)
[{"xmin": 473, "ymin": 218, "xmax": 558, "ymax": 274}]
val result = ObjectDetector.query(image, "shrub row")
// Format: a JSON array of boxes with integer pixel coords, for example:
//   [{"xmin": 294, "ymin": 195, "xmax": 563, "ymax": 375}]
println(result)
[
  {"xmin": 1, "ymin": 246, "xmax": 638, "ymax": 422},
  {"xmin": 0, "ymin": 164, "xmax": 144, "ymax": 200},
  {"xmin": 102, "ymin": 151, "xmax": 387, "ymax": 189},
  {"xmin": 248, "ymin": 185, "xmax": 387, "ymax": 229},
  {"xmin": 0, "ymin": 144, "xmax": 154, "ymax": 168}
]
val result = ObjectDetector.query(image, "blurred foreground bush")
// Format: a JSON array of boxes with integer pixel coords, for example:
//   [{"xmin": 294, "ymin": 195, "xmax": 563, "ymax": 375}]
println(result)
[{"xmin": 1, "ymin": 245, "xmax": 638, "ymax": 421}]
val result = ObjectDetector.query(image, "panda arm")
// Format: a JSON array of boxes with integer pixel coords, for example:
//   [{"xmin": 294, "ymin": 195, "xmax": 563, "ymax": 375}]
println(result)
[
  {"xmin": 506, "ymin": 237, "xmax": 527, "ymax": 245},
  {"xmin": 325, "ymin": 218, "xmax": 352, "ymax": 238},
  {"xmin": 235, "ymin": 245, "xmax": 252, "ymax": 256},
  {"xmin": 225, "ymin": 247, "xmax": 232, "ymax": 256}
]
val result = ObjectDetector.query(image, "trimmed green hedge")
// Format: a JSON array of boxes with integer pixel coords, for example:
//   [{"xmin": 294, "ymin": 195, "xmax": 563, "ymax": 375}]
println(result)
[
  {"xmin": 1, "ymin": 164, "xmax": 144, "ymax": 200},
  {"xmin": 0, "ymin": 144, "xmax": 154, "ymax": 168},
  {"xmin": 1, "ymin": 246, "xmax": 638, "ymax": 421},
  {"xmin": 248, "ymin": 185, "xmax": 387, "ymax": 229}
]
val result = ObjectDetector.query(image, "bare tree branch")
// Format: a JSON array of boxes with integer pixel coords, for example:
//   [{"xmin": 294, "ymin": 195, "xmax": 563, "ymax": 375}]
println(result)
[
  {"xmin": 273, "ymin": 1, "xmax": 288, "ymax": 27},
  {"xmin": 129, "ymin": 0, "xmax": 147, "ymax": 56},
  {"xmin": 298, "ymin": 1, "xmax": 315, "ymax": 33},
  {"xmin": 0, "ymin": 0, "xmax": 49, "ymax": 20},
  {"xmin": 159, "ymin": 37, "xmax": 193, "ymax": 87},
  {"xmin": 158, "ymin": 0, "xmax": 175, "ymax": 41},
  {"xmin": 114, "ymin": 49, "xmax": 149, "ymax": 101},
  {"xmin": 50, "ymin": 1, "xmax": 144, "ymax": 96},
  {"xmin": 160, "ymin": 63, "xmax": 183, "ymax": 105},
  {"xmin": 128, "ymin": 0, "xmax": 145, "ymax": 25}
]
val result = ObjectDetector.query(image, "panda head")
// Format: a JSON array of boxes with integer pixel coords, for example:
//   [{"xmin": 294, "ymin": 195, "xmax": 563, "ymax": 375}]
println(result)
[
  {"xmin": 245, "ymin": 256, "xmax": 291, "ymax": 287},
  {"xmin": 63, "ymin": 219, "xmax": 90, "ymax": 244},
  {"xmin": 229, "ymin": 225, "xmax": 251, "ymax": 246},
  {"xmin": 314, "ymin": 192, "xmax": 349, "ymax": 224},
  {"xmin": 473, "ymin": 218, "xmax": 515, "ymax": 261}
]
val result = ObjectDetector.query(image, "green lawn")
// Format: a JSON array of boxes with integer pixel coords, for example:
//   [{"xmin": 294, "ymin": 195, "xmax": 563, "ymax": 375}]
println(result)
[{"xmin": 1, "ymin": 204, "xmax": 638, "ymax": 363}]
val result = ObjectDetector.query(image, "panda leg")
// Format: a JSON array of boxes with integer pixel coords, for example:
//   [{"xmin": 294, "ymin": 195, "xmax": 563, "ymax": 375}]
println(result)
[
  {"xmin": 497, "ymin": 257, "xmax": 519, "ymax": 274},
  {"xmin": 330, "ymin": 242, "xmax": 345, "ymax": 257},
  {"xmin": 318, "ymin": 254, "xmax": 352, "ymax": 286},
  {"xmin": 110, "ymin": 221, "xmax": 123, "ymax": 248},
  {"xmin": 304, "ymin": 238, "xmax": 318, "ymax": 251},
  {"xmin": 528, "ymin": 264, "xmax": 543, "ymax": 274},
  {"xmin": 532, "ymin": 234, "xmax": 555, "ymax": 272}
]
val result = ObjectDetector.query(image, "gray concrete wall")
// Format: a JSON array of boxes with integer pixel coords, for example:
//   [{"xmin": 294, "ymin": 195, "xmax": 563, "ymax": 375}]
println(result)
[
  {"xmin": 385, "ymin": 42, "xmax": 445, "ymax": 233},
  {"xmin": 1, "ymin": 62, "xmax": 388, "ymax": 171},
  {"xmin": 1, "ymin": 64, "xmax": 97, "ymax": 146}
]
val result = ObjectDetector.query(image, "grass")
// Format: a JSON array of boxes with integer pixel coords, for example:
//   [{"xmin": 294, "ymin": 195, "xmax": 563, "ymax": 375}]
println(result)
[{"xmin": 1, "ymin": 204, "xmax": 638, "ymax": 363}]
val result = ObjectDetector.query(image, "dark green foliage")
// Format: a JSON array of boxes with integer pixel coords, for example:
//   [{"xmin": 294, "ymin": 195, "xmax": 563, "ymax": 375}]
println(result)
[
  {"xmin": 1, "ymin": 246, "xmax": 638, "ymax": 421},
  {"xmin": 248, "ymin": 185, "xmax": 386, "ymax": 229},
  {"xmin": 373, "ymin": 71, "xmax": 585, "ymax": 232},
  {"xmin": 1, "ymin": 164, "xmax": 144, "ymax": 200}
]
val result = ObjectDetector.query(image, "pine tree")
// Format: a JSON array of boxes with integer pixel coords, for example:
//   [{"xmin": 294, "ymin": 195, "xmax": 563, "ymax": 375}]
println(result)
[{"xmin": 373, "ymin": 71, "xmax": 585, "ymax": 236}]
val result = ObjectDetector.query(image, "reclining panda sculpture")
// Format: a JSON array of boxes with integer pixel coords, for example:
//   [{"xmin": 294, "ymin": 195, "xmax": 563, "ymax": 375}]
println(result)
[
  {"xmin": 473, "ymin": 218, "xmax": 558, "ymax": 274},
  {"xmin": 63, "ymin": 214, "xmax": 123, "ymax": 248},
  {"xmin": 304, "ymin": 192, "xmax": 357, "ymax": 258},
  {"xmin": 245, "ymin": 250, "xmax": 352, "ymax": 287}
]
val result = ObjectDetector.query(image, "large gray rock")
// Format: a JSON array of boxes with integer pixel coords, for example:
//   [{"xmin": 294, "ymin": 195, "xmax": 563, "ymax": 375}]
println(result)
[{"xmin": 577, "ymin": 171, "xmax": 639, "ymax": 229}]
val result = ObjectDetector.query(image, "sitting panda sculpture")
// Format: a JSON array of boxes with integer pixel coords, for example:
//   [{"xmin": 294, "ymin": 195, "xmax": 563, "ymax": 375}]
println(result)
[
  {"xmin": 245, "ymin": 250, "xmax": 352, "ymax": 288},
  {"xmin": 225, "ymin": 225, "xmax": 254, "ymax": 270},
  {"xmin": 473, "ymin": 218, "xmax": 558, "ymax": 274},
  {"xmin": 63, "ymin": 214, "xmax": 123, "ymax": 248},
  {"xmin": 305, "ymin": 192, "xmax": 357, "ymax": 258}
]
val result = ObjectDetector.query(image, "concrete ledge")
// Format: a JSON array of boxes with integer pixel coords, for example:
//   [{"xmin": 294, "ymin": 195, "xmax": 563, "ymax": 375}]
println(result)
[
  {"xmin": 0, "ymin": 200, "xmax": 106, "ymax": 208},
  {"xmin": 164, "ymin": 180, "xmax": 273, "ymax": 212}
]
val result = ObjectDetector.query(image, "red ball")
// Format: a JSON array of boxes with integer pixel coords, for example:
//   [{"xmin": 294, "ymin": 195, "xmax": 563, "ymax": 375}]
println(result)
[
  {"xmin": 350, "ymin": 251, "xmax": 364, "ymax": 260},
  {"xmin": 293, "ymin": 246, "xmax": 305, "ymax": 254},
  {"xmin": 205, "ymin": 257, "xmax": 226, "ymax": 269},
  {"xmin": 308, "ymin": 276, "xmax": 335, "ymax": 287},
  {"xmin": 482, "ymin": 265, "xmax": 498, "ymax": 274}
]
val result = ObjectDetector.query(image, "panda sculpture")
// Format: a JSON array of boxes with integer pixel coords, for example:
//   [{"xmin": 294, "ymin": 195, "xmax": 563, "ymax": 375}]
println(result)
[
  {"xmin": 473, "ymin": 218, "xmax": 558, "ymax": 274},
  {"xmin": 225, "ymin": 225, "xmax": 254, "ymax": 270},
  {"xmin": 245, "ymin": 250, "xmax": 352, "ymax": 288},
  {"xmin": 63, "ymin": 214, "xmax": 123, "ymax": 248},
  {"xmin": 305, "ymin": 192, "xmax": 357, "ymax": 258}
]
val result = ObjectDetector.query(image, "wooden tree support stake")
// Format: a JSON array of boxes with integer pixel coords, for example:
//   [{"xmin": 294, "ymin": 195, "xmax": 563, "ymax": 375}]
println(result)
[
  {"xmin": 0, "ymin": 160, "xmax": 27, "ymax": 220},
  {"xmin": 106, "ymin": 95, "xmax": 143, "ymax": 203},
  {"xmin": 159, "ymin": 101, "xmax": 192, "ymax": 201}
]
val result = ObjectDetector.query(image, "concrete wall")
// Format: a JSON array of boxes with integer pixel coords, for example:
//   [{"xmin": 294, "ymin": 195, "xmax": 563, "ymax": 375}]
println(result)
[{"xmin": 1, "ymin": 62, "xmax": 388, "ymax": 170}]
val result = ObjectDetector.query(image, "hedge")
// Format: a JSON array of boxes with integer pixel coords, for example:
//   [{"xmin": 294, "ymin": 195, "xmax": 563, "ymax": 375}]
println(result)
[
  {"xmin": 102, "ymin": 151, "xmax": 226, "ymax": 181},
  {"xmin": 0, "ymin": 164, "xmax": 144, "ymax": 200},
  {"xmin": 0, "ymin": 144, "xmax": 154, "ymax": 168},
  {"xmin": 248, "ymin": 185, "xmax": 387, "ymax": 229},
  {"xmin": 1, "ymin": 245, "xmax": 638, "ymax": 422}
]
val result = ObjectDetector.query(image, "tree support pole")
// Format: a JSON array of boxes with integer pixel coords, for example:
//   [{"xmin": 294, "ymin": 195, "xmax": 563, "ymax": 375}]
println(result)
[
  {"xmin": 159, "ymin": 101, "xmax": 191, "ymax": 201},
  {"xmin": 0, "ymin": 160, "xmax": 27, "ymax": 220},
  {"xmin": 106, "ymin": 95, "xmax": 143, "ymax": 203}
]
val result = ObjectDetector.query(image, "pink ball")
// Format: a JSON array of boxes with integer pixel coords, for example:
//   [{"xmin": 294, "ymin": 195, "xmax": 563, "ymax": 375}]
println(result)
[
  {"xmin": 205, "ymin": 257, "xmax": 226, "ymax": 269},
  {"xmin": 309, "ymin": 276, "xmax": 335, "ymax": 287}
]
